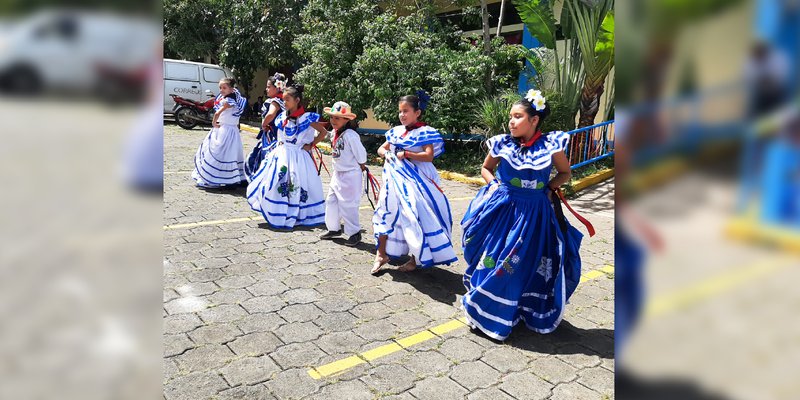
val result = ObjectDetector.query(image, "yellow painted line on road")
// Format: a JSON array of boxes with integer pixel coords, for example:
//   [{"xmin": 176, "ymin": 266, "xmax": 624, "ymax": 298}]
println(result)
[
  {"xmin": 396, "ymin": 330, "xmax": 437, "ymax": 348},
  {"xmin": 307, "ymin": 266, "xmax": 614, "ymax": 379},
  {"xmin": 361, "ymin": 342, "xmax": 403, "ymax": 361},
  {"xmin": 582, "ymin": 265, "xmax": 615, "ymax": 280},
  {"xmin": 163, "ymin": 196, "xmax": 477, "ymax": 230},
  {"xmin": 430, "ymin": 318, "xmax": 468, "ymax": 336},
  {"xmin": 240, "ymin": 124, "xmax": 261, "ymax": 134},
  {"xmin": 644, "ymin": 258, "xmax": 794, "ymax": 320},
  {"xmin": 164, "ymin": 216, "xmax": 261, "ymax": 231},
  {"xmin": 307, "ymin": 355, "xmax": 365, "ymax": 379}
]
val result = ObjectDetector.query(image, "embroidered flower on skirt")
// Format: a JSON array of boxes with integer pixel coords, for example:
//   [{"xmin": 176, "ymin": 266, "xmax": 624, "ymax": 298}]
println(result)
[
  {"xmin": 278, "ymin": 166, "xmax": 287, "ymax": 181},
  {"xmin": 537, "ymin": 257, "xmax": 553, "ymax": 282}
]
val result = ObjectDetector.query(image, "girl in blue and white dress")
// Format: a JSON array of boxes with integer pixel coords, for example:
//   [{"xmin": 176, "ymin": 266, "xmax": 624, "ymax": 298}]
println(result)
[
  {"xmin": 192, "ymin": 77, "xmax": 248, "ymax": 187},
  {"xmin": 244, "ymin": 73, "xmax": 287, "ymax": 181},
  {"xmin": 460, "ymin": 90, "xmax": 584, "ymax": 340},
  {"xmin": 371, "ymin": 93, "xmax": 458, "ymax": 274},
  {"xmin": 246, "ymin": 86, "xmax": 328, "ymax": 229}
]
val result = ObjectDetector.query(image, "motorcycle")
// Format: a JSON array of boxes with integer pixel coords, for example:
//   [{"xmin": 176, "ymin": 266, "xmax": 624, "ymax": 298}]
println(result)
[{"xmin": 170, "ymin": 90, "xmax": 216, "ymax": 130}]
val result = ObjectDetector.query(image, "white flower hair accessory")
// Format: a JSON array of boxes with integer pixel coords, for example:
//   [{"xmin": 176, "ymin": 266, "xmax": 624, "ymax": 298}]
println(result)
[
  {"xmin": 271, "ymin": 73, "xmax": 287, "ymax": 91},
  {"xmin": 525, "ymin": 89, "xmax": 547, "ymax": 111}
]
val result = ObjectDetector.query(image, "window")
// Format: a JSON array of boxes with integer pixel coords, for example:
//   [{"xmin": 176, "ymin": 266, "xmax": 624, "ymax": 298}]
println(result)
[
  {"xmin": 203, "ymin": 67, "xmax": 226, "ymax": 83},
  {"xmin": 165, "ymin": 63, "xmax": 198, "ymax": 81},
  {"xmin": 34, "ymin": 15, "xmax": 79, "ymax": 40}
]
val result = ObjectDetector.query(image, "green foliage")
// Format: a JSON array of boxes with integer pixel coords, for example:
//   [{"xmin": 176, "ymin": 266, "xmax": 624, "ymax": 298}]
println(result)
[
  {"xmin": 477, "ymin": 91, "xmax": 518, "ymax": 137},
  {"xmin": 293, "ymin": 0, "xmax": 379, "ymax": 114},
  {"xmin": 540, "ymin": 90, "xmax": 577, "ymax": 132},
  {"xmin": 165, "ymin": 0, "xmax": 305, "ymax": 97},
  {"xmin": 164, "ymin": 0, "xmax": 224, "ymax": 62},
  {"xmin": 514, "ymin": 0, "xmax": 584, "ymax": 124},
  {"xmin": 296, "ymin": 3, "xmax": 523, "ymax": 138},
  {"xmin": 218, "ymin": 0, "xmax": 306, "ymax": 97},
  {"xmin": 511, "ymin": 0, "xmax": 557, "ymax": 49},
  {"xmin": 427, "ymin": 38, "xmax": 522, "ymax": 138},
  {"xmin": 514, "ymin": 0, "xmax": 614, "ymax": 127}
]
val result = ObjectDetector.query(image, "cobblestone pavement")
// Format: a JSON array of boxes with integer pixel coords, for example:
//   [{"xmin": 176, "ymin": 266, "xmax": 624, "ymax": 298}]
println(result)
[{"xmin": 164, "ymin": 124, "xmax": 614, "ymax": 400}]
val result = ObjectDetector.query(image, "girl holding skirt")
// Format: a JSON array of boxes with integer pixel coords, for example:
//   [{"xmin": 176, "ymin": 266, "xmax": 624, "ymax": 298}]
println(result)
[
  {"xmin": 191, "ymin": 77, "xmax": 248, "ymax": 188},
  {"xmin": 371, "ymin": 92, "xmax": 457, "ymax": 274},
  {"xmin": 246, "ymin": 86, "xmax": 328, "ymax": 229},
  {"xmin": 460, "ymin": 90, "xmax": 584, "ymax": 340}
]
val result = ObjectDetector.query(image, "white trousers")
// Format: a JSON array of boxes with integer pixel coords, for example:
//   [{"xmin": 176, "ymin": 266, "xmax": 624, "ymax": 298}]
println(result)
[{"xmin": 325, "ymin": 169, "xmax": 363, "ymax": 236}]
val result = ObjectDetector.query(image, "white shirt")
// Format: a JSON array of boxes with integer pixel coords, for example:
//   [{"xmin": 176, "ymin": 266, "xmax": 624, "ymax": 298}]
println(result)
[
  {"xmin": 329, "ymin": 128, "xmax": 367, "ymax": 172},
  {"xmin": 216, "ymin": 105, "xmax": 240, "ymax": 126}
]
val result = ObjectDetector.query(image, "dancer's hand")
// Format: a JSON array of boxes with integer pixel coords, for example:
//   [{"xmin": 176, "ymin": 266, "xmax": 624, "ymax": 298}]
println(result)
[
  {"xmin": 213, "ymin": 122, "xmax": 220, "ymax": 128},
  {"xmin": 396, "ymin": 150, "xmax": 406, "ymax": 160},
  {"xmin": 303, "ymin": 144, "xmax": 313, "ymax": 152},
  {"xmin": 487, "ymin": 179, "xmax": 499, "ymax": 194},
  {"xmin": 547, "ymin": 187, "xmax": 557, "ymax": 201}
]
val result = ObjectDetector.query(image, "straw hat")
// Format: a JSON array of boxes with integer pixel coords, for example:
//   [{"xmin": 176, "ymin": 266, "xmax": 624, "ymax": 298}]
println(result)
[{"xmin": 323, "ymin": 101, "xmax": 357, "ymax": 120}]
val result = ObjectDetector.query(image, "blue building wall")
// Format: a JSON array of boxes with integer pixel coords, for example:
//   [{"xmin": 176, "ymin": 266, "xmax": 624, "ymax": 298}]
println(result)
[{"xmin": 517, "ymin": 24, "xmax": 542, "ymax": 94}]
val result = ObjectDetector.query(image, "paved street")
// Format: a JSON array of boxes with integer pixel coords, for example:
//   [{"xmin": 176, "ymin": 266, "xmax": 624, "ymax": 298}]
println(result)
[{"xmin": 163, "ymin": 123, "xmax": 615, "ymax": 400}]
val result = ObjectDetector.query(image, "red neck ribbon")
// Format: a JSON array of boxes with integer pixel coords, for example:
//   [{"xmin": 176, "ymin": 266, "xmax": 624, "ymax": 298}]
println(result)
[{"xmin": 401, "ymin": 121, "xmax": 426, "ymax": 138}]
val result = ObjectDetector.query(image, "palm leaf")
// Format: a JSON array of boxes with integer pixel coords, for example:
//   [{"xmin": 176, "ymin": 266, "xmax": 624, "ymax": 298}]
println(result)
[{"xmin": 511, "ymin": 0, "xmax": 557, "ymax": 49}]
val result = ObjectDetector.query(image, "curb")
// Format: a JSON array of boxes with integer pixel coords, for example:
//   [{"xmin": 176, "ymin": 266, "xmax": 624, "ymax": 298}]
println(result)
[
  {"xmin": 568, "ymin": 168, "xmax": 615, "ymax": 193},
  {"xmin": 243, "ymin": 123, "xmax": 611, "ymax": 193},
  {"xmin": 725, "ymin": 215, "xmax": 800, "ymax": 253},
  {"xmin": 439, "ymin": 171, "xmax": 486, "ymax": 186},
  {"xmin": 241, "ymin": 124, "xmax": 260, "ymax": 135}
]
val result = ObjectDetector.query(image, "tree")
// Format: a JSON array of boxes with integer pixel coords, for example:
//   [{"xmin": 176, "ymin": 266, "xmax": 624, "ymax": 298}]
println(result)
[
  {"xmin": 496, "ymin": 0, "xmax": 508, "ymax": 38},
  {"xmin": 512, "ymin": 0, "xmax": 616, "ymax": 160},
  {"xmin": 164, "ymin": 0, "xmax": 224, "ymax": 62},
  {"xmin": 567, "ymin": 0, "xmax": 614, "ymax": 128},
  {"xmin": 218, "ymin": 0, "xmax": 306, "ymax": 98},
  {"xmin": 513, "ymin": 0, "xmax": 585, "ymax": 131},
  {"xmin": 353, "ymin": 10, "xmax": 522, "ymax": 137},
  {"xmin": 165, "ymin": 0, "xmax": 305, "ymax": 97},
  {"xmin": 293, "ymin": 0, "xmax": 379, "ymax": 114},
  {"xmin": 295, "ymin": 1, "xmax": 523, "ymax": 138}
]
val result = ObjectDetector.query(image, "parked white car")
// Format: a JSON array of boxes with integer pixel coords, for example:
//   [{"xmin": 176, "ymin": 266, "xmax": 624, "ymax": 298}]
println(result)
[
  {"xmin": 0, "ymin": 10, "xmax": 158, "ymax": 95},
  {"xmin": 163, "ymin": 59, "xmax": 232, "ymax": 115}
]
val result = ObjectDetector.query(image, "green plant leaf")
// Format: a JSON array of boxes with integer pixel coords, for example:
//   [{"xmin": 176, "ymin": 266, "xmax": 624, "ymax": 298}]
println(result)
[{"xmin": 512, "ymin": 0, "xmax": 557, "ymax": 49}]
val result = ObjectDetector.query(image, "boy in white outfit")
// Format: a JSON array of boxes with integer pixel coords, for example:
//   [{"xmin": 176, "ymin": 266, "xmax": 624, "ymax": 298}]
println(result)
[{"xmin": 320, "ymin": 101, "xmax": 368, "ymax": 246}]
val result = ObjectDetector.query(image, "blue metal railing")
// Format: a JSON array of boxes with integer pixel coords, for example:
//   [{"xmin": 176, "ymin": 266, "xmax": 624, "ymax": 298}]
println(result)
[
  {"xmin": 358, "ymin": 121, "xmax": 617, "ymax": 170},
  {"xmin": 565, "ymin": 120, "xmax": 615, "ymax": 169},
  {"xmin": 356, "ymin": 127, "xmax": 485, "ymax": 141}
]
